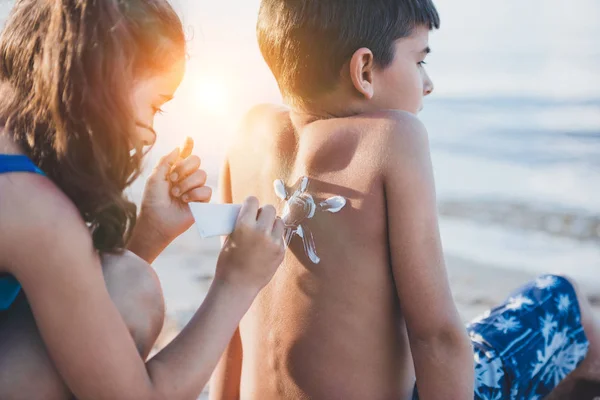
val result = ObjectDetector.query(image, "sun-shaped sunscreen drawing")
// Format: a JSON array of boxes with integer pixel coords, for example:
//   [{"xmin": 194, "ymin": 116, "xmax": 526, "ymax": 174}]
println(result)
[{"xmin": 274, "ymin": 177, "xmax": 347, "ymax": 264}]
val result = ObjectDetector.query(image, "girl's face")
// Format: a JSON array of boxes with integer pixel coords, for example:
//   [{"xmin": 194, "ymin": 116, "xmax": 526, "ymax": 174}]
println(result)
[{"xmin": 131, "ymin": 59, "xmax": 185, "ymax": 149}]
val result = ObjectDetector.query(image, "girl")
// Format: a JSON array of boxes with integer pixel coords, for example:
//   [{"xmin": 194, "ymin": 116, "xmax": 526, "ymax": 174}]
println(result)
[{"xmin": 0, "ymin": 1, "xmax": 284, "ymax": 399}]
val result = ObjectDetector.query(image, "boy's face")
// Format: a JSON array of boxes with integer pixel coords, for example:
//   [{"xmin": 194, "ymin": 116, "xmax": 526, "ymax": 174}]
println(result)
[{"xmin": 372, "ymin": 25, "xmax": 434, "ymax": 114}]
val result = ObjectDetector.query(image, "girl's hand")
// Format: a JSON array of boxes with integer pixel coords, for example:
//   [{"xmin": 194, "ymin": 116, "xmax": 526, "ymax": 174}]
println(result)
[
  {"xmin": 216, "ymin": 197, "xmax": 285, "ymax": 294},
  {"xmin": 129, "ymin": 137, "xmax": 212, "ymax": 262}
]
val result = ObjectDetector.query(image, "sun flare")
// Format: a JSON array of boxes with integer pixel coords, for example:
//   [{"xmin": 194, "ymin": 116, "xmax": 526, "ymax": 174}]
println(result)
[{"xmin": 194, "ymin": 78, "xmax": 230, "ymax": 116}]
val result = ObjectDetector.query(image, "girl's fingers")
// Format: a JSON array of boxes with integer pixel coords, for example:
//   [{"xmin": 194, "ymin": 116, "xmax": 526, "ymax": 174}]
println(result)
[
  {"xmin": 237, "ymin": 197, "xmax": 260, "ymax": 225},
  {"xmin": 180, "ymin": 186, "xmax": 212, "ymax": 203},
  {"xmin": 170, "ymin": 155, "xmax": 201, "ymax": 182},
  {"xmin": 172, "ymin": 170, "xmax": 207, "ymax": 197},
  {"xmin": 153, "ymin": 148, "xmax": 180, "ymax": 178},
  {"xmin": 180, "ymin": 137, "xmax": 194, "ymax": 159},
  {"xmin": 256, "ymin": 205, "xmax": 277, "ymax": 234},
  {"xmin": 272, "ymin": 218, "xmax": 285, "ymax": 242}
]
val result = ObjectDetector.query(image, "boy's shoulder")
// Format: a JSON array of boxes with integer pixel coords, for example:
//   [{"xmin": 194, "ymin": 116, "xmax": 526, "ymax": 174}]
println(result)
[
  {"xmin": 338, "ymin": 110, "xmax": 432, "ymax": 180},
  {"xmin": 242, "ymin": 103, "xmax": 290, "ymax": 121},
  {"xmin": 370, "ymin": 110, "xmax": 434, "ymax": 187},
  {"xmin": 226, "ymin": 104, "xmax": 294, "ymax": 163},
  {"xmin": 341, "ymin": 109, "xmax": 430, "ymax": 166},
  {"xmin": 237, "ymin": 103, "xmax": 292, "ymax": 140},
  {"xmin": 353, "ymin": 109, "xmax": 428, "ymax": 142}
]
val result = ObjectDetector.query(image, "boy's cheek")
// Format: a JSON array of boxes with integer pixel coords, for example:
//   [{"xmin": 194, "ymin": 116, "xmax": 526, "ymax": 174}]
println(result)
[{"xmin": 372, "ymin": 65, "xmax": 423, "ymax": 114}]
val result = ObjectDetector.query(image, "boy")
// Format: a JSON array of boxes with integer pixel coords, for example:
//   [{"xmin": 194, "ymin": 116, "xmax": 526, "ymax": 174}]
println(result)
[{"xmin": 211, "ymin": 1, "xmax": 600, "ymax": 398}]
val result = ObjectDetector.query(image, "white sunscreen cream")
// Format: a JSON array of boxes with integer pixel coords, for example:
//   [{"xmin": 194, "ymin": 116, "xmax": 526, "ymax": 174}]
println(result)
[
  {"xmin": 274, "ymin": 177, "xmax": 347, "ymax": 264},
  {"xmin": 189, "ymin": 203, "xmax": 242, "ymax": 239}
]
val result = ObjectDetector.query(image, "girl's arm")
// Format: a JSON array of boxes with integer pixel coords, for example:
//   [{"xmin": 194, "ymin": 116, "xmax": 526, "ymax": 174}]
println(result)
[{"xmin": 2, "ymin": 174, "xmax": 283, "ymax": 400}]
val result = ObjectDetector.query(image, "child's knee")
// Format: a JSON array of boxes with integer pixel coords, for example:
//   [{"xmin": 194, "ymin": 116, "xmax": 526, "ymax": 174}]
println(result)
[{"xmin": 101, "ymin": 251, "xmax": 165, "ymax": 356}]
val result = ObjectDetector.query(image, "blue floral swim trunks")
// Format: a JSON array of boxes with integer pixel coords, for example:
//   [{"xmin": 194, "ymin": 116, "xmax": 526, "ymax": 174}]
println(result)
[{"xmin": 413, "ymin": 274, "xmax": 590, "ymax": 400}]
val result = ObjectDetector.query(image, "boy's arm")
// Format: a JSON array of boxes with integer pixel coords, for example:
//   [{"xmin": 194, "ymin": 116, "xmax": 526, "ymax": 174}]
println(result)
[
  {"xmin": 382, "ymin": 113, "xmax": 474, "ymax": 399},
  {"xmin": 209, "ymin": 157, "xmax": 243, "ymax": 400}
]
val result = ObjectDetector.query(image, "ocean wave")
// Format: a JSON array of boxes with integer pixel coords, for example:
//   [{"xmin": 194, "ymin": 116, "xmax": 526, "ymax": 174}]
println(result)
[{"xmin": 439, "ymin": 200, "xmax": 600, "ymax": 243}]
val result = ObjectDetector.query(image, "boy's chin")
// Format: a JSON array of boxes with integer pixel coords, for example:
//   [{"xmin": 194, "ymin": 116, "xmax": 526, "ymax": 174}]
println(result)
[
  {"xmin": 390, "ymin": 103, "xmax": 422, "ymax": 115},
  {"xmin": 364, "ymin": 102, "xmax": 421, "ymax": 116},
  {"xmin": 396, "ymin": 106, "xmax": 421, "ymax": 115}
]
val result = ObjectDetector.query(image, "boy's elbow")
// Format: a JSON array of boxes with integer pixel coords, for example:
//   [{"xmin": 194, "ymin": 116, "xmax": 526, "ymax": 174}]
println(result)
[
  {"xmin": 410, "ymin": 325, "xmax": 475, "ymax": 399},
  {"xmin": 410, "ymin": 319, "xmax": 473, "ymax": 358}
]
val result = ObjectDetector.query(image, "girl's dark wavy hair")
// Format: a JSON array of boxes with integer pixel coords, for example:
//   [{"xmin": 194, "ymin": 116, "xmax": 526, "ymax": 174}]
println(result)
[{"xmin": 0, "ymin": 0, "xmax": 185, "ymax": 252}]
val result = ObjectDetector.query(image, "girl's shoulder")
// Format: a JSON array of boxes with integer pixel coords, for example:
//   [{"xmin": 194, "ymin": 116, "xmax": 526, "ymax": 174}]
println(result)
[
  {"xmin": 0, "ymin": 165, "xmax": 69, "ymax": 217},
  {"xmin": 0, "ymin": 170, "xmax": 88, "ymax": 271}
]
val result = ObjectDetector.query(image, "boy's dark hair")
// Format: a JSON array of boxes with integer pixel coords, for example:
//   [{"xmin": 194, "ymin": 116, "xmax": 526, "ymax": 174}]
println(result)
[
  {"xmin": 257, "ymin": 0, "xmax": 440, "ymax": 104},
  {"xmin": 0, "ymin": 0, "xmax": 185, "ymax": 253}
]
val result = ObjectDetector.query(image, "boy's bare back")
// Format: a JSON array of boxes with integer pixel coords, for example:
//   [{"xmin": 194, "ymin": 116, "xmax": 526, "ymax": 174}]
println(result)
[{"xmin": 219, "ymin": 104, "xmax": 461, "ymax": 399}]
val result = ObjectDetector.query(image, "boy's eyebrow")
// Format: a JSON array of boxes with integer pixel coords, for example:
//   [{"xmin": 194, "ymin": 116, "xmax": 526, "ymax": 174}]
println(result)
[
  {"xmin": 421, "ymin": 46, "xmax": 431, "ymax": 54},
  {"xmin": 160, "ymin": 94, "xmax": 174, "ymax": 101}
]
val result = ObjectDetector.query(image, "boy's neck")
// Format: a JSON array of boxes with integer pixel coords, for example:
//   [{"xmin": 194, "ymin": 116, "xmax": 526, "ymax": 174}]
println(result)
[{"xmin": 287, "ymin": 90, "xmax": 375, "ymax": 126}]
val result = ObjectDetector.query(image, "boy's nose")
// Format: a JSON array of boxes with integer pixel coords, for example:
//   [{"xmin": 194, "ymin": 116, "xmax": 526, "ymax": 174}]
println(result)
[{"xmin": 423, "ymin": 71, "xmax": 434, "ymax": 96}]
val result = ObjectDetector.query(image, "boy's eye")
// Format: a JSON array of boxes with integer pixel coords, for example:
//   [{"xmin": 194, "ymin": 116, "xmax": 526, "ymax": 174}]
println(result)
[
  {"xmin": 152, "ymin": 106, "xmax": 165, "ymax": 115},
  {"xmin": 418, "ymin": 61, "xmax": 427, "ymax": 67}
]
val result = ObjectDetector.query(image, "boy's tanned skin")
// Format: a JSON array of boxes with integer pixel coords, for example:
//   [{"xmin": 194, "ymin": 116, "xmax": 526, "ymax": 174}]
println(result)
[{"xmin": 211, "ymin": 12, "xmax": 474, "ymax": 398}]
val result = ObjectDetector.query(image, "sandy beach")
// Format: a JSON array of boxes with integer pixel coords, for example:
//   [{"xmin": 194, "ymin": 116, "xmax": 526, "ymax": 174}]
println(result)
[{"xmin": 150, "ymin": 226, "xmax": 600, "ymax": 399}]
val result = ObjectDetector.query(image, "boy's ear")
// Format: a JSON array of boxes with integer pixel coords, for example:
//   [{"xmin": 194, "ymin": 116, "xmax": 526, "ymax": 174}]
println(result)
[{"xmin": 349, "ymin": 48, "xmax": 375, "ymax": 100}]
